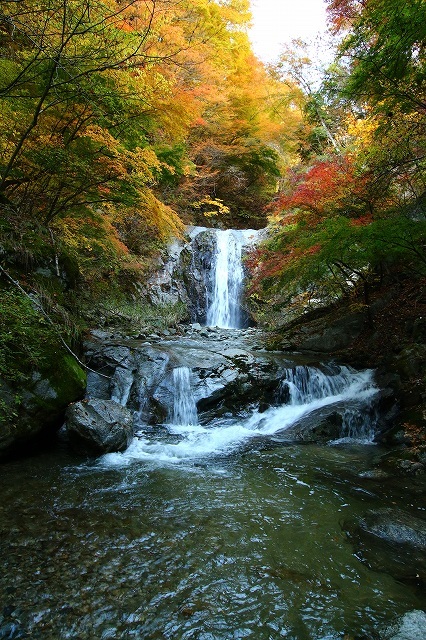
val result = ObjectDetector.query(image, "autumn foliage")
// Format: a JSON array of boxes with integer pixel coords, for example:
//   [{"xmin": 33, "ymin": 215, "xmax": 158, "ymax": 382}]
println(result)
[
  {"xmin": 0, "ymin": 0, "xmax": 301, "ymax": 291},
  {"xmin": 246, "ymin": 0, "xmax": 426, "ymax": 322}
]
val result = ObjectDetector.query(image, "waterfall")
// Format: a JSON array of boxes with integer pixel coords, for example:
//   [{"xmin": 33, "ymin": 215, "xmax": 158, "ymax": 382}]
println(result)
[
  {"xmin": 276, "ymin": 365, "xmax": 378, "ymax": 442},
  {"xmin": 104, "ymin": 363, "xmax": 378, "ymax": 466},
  {"xmin": 169, "ymin": 367, "xmax": 198, "ymax": 426},
  {"xmin": 206, "ymin": 229, "xmax": 246, "ymax": 329},
  {"xmin": 340, "ymin": 407, "xmax": 377, "ymax": 442}
]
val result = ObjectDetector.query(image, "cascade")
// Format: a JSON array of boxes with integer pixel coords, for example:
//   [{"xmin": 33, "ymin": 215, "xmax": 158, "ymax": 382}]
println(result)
[
  {"xmin": 340, "ymin": 407, "xmax": 377, "ymax": 441},
  {"xmin": 107, "ymin": 363, "xmax": 378, "ymax": 465},
  {"xmin": 169, "ymin": 367, "xmax": 198, "ymax": 426},
  {"xmin": 110, "ymin": 367, "xmax": 134, "ymax": 406},
  {"xmin": 276, "ymin": 365, "xmax": 378, "ymax": 442},
  {"xmin": 277, "ymin": 365, "xmax": 364, "ymax": 406},
  {"xmin": 206, "ymin": 229, "xmax": 247, "ymax": 329}
]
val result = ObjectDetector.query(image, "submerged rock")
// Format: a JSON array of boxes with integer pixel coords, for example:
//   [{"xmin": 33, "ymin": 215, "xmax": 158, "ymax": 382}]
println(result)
[
  {"xmin": 381, "ymin": 610, "xmax": 426, "ymax": 640},
  {"xmin": 66, "ymin": 398, "xmax": 134, "ymax": 455},
  {"xmin": 282, "ymin": 407, "xmax": 344, "ymax": 443},
  {"xmin": 343, "ymin": 508, "xmax": 426, "ymax": 584}
]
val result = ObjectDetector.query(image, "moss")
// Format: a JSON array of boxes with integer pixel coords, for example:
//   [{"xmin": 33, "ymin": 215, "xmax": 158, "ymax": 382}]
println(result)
[
  {"xmin": 79, "ymin": 294, "xmax": 189, "ymax": 333},
  {"xmin": 49, "ymin": 353, "xmax": 86, "ymax": 406},
  {"xmin": 0, "ymin": 286, "xmax": 86, "ymax": 454},
  {"xmin": 22, "ymin": 346, "xmax": 86, "ymax": 421}
]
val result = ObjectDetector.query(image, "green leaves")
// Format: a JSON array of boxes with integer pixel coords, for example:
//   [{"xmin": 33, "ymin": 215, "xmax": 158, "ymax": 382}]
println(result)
[
  {"xmin": 0, "ymin": 288, "xmax": 58, "ymax": 382},
  {"xmin": 339, "ymin": 0, "xmax": 426, "ymax": 115}
]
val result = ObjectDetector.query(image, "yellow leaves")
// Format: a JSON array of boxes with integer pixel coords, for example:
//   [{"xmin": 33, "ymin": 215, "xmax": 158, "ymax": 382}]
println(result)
[
  {"xmin": 77, "ymin": 127, "xmax": 165, "ymax": 187},
  {"xmin": 137, "ymin": 191, "xmax": 184, "ymax": 240},
  {"xmin": 81, "ymin": 125, "xmax": 120, "ymax": 153},
  {"xmin": 124, "ymin": 147, "xmax": 161, "ymax": 183},
  {"xmin": 345, "ymin": 112, "xmax": 379, "ymax": 152},
  {"xmin": 191, "ymin": 196, "xmax": 230, "ymax": 217},
  {"xmin": 51, "ymin": 211, "xmax": 129, "ymax": 278}
]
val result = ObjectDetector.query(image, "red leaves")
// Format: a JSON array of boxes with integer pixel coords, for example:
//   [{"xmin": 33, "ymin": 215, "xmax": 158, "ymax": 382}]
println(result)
[
  {"xmin": 326, "ymin": 0, "xmax": 365, "ymax": 33},
  {"xmin": 274, "ymin": 157, "xmax": 357, "ymax": 217},
  {"xmin": 304, "ymin": 243, "xmax": 322, "ymax": 255},
  {"xmin": 272, "ymin": 155, "xmax": 375, "ymax": 226},
  {"xmin": 350, "ymin": 214, "xmax": 373, "ymax": 226}
]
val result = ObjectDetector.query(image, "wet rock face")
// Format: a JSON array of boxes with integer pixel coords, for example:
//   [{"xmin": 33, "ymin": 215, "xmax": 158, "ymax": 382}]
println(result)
[
  {"xmin": 342, "ymin": 508, "xmax": 426, "ymax": 585},
  {"xmin": 0, "ymin": 353, "xmax": 86, "ymax": 458},
  {"xmin": 80, "ymin": 326, "xmax": 389, "ymax": 454},
  {"xmin": 185, "ymin": 229, "xmax": 217, "ymax": 324},
  {"xmin": 141, "ymin": 227, "xmax": 260, "ymax": 325},
  {"xmin": 83, "ymin": 327, "xmax": 287, "ymax": 427},
  {"xmin": 66, "ymin": 398, "xmax": 134, "ymax": 455},
  {"xmin": 141, "ymin": 228, "xmax": 218, "ymax": 323}
]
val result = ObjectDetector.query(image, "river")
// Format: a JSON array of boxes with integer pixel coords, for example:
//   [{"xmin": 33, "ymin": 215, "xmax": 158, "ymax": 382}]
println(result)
[
  {"xmin": 0, "ymin": 228, "xmax": 425, "ymax": 639},
  {"xmin": 1, "ymin": 436, "xmax": 425, "ymax": 639}
]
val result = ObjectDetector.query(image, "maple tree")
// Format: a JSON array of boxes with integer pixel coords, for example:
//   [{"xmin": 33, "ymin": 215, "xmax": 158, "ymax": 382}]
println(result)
[
  {"xmin": 172, "ymin": 46, "xmax": 302, "ymax": 227},
  {"xmin": 1, "ymin": 0, "xmax": 301, "ymax": 290}
]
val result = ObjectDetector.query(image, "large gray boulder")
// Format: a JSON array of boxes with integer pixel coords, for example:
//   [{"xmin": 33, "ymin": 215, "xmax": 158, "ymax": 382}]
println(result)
[{"xmin": 66, "ymin": 398, "xmax": 134, "ymax": 455}]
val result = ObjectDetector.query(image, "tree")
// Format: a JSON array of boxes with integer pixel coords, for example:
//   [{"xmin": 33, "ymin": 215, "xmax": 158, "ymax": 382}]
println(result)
[
  {"xmin": 330, "ymin": 0, "xmax": 426, "ymax": 117},
  {"xmin": 172, "ymin": 41, "xmax": 302, "ymax": 227},
  {"xmin": 247, "ymin": 0, "xmax": 426, "ymax": 319}
]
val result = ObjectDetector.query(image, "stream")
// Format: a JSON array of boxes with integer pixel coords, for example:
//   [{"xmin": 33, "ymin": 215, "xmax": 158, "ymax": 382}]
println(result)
[{"xmin": 1, "ymin": 228, "xmax": 425, "ymax": 639}]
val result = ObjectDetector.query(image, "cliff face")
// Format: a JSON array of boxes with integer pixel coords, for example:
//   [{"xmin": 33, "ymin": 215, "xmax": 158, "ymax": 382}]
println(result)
[{"xmin": 141, "ymin": 227, "xmax": 261, "ymax": 325}]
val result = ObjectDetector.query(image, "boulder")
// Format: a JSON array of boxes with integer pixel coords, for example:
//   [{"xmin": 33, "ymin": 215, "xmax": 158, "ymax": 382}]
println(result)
[
  {"xmin": 66, "ymin": 398, "xmax": 134, "ymax": 455},
  {"xmin": 278, "ymin": 310, "xmax": 367, "ymax": 354},
  {"xmin": 282, "ymin": 407, "xmax": 344, "ymax": 442},
  {"xmin": 381, "ymin": 610, "xmax": 426, "ymax": 640}
]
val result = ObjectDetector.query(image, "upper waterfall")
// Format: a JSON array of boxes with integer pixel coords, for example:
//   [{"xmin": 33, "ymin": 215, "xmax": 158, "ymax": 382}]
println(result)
[
  {"xmin": 143, "ymin": 226, "xmax": 261, "ymax": 327},
  {"xmin": 206, "ymin": 229, "xmax": 244, "ymax": 328},
  {"xmin": 204, "ymin": 228, "xmax": 257, "ymax": 329}
]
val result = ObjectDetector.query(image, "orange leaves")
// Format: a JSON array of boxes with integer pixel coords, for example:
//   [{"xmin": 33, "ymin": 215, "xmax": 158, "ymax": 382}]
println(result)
[
  {"xmin": 326, "ymin": 0, "xmax": 364, "ymax": 33},
  {"xmin": 350, "ymin": 214, "xmax": 373, "ymax": 227},
  {"xmin": 304, "ymin": 242, "xmax": 322, "ymax": 255}
]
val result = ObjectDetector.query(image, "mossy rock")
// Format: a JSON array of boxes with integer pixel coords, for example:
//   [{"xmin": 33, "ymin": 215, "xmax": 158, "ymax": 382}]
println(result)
[
  {"xmin": 0, "ymin": 288, "xmax": 86, "ymax": 455},
  {"xmin": 1, "ymin": 329, "xmax": 86, "ymax": 458}
]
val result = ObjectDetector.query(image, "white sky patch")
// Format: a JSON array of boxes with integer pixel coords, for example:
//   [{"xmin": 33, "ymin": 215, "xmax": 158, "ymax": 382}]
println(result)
[{"xmin": 249, "ymin": 0, "xmax": 329, "ymax": 63}]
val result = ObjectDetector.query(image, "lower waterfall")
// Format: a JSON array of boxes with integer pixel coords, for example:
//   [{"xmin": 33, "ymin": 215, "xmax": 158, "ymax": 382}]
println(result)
[
  {"xmin": 277, "ymin": 365, "xmax": 371, "ymax": 406},
  {"xmin": 105, "ymin": 363, "xmax": 378, "ymax": 466},
  {"xmin": 169, "ymin": 367, "xmax": 198, "ymax": 426},
  {"xmin": 2, "ymin": 267, "xmax": 418, "ymax": 640}
]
